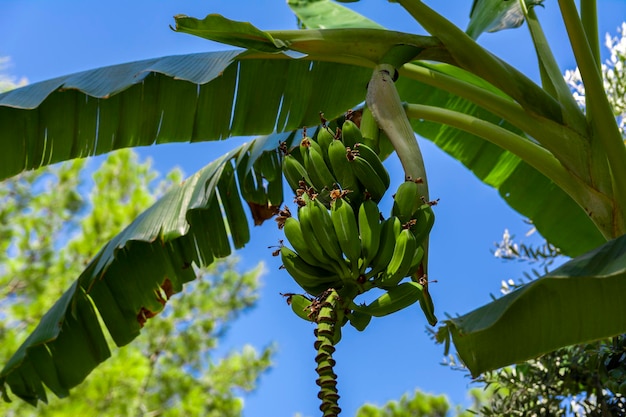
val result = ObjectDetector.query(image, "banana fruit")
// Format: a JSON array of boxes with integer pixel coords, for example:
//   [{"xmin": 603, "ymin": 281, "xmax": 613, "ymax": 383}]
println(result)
[
  {"xmin": 278, "ymin": 112, "xmax": 437, "ymax": 337},
  {"xmin": 352, "ymin": 281, "xmax": 428, "ymax": 318},
  {"xmin": 280, "ymin": 246, "xmax": 342, "ymax": 297},
  {"xmin": 275, "ymin": 68, "xmax": 440, "ymax": 417}
]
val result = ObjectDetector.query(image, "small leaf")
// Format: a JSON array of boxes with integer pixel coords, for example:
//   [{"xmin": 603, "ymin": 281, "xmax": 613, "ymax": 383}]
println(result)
[
  {"xmin": 467, "ymin": 0, "xmax": 545, "ymax": 39},
  {"xmin": 288, "ymin": 0, "xmax": 383, "ymax": 29}
]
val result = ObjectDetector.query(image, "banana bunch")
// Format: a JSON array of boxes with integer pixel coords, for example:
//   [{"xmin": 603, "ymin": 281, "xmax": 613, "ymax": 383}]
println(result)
[
  {"xmin": 278, "ymin": 119, "xmax": 437, "ymax": 329},
  {"xmin": 282, "ymin": 123, "xmax": 391, "ymax": 209},
  {"xmin": 279, "ymin": 179, "xmax": 437, "ymax": 324}
]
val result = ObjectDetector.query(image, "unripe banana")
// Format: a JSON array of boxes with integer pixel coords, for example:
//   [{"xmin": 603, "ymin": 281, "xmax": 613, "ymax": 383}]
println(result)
[
  {"xmin": 419, "ymin": 284, "xmax": 437, "ymax": 326},
  {"xmin": 392, "ymin": 180, "xmax": 421, "ymax": 225},
  {"xmin": 358, "ymin": 199, "xmax": 382, "ymax": 268},
  {"xmin": 353, "ymin": 281, "xmax": 426, "ymax": 317},
  {"xmin": 358, "ymin": 106, "xmax": 380, "ymax": 153},
  {"xmin": 353, "ymin": 142, "xmax": 390, "ymax": 192},
  {"xmin": 327, "ymin": 139, "xmax": 362, "ymax": 198},
  {"xmin": 340, "ymin": 119, "xmax": 363, "ymax": 148},
  {"xmin": 302, "ymin": 139, "xmax": 337, "ymax": 194},
  {"xmin": 350, "ymin": 155, "xmax": 388, "ymax": 202},
  {"xmin": 330, "ymin": 197, "xmax": 361, "ymax": 274},
  {"xmin": 286, "ymin": 293, "xmax": 315, "ymax": 322},
  {"xmin": 283, "ymin": 217, "xmax": 337, "ymax": 273},
  {"xmin": 305, "ymin": 135, "xmax": 324, "ymax": 156},
  {"xmin": 283, "ymin": 154, "xmax": 311, "ymax": 192},
  {"xmin": 308, "ymin": 198, "xmax": 347, "ymax": 269},
  {"xmin": 406, "ymin": 245, "xmax": 425, "ymax": 278},
  {"xmin": 366, "ymin": 216, "xmax": 402, "ymax": 279},
  {"xmin": 379, "ymin": 228, "xmax": 417, "ymax": 288},
  {"xmin": 315, "ymin": 126, "xmax": 336, "ymax": 161},
  {"xmin": 280, "ymin": 246, "xmax": 341, "ymax": 296},
  {"xmin": 412, "ymin": 203, "xmax": 435, "ymax": 245},
  {"xmin": 298, "ymin": 202, "xmax": 343, "ymax": 274}
]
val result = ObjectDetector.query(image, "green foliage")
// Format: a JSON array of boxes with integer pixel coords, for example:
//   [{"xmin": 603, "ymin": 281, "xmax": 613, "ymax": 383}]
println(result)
[
  {"xmin": 475, "ymin": 338, "xmax": 626, "ymax": 416},
  {"xmin": 0, "ymin": 150, "xmax": 272, "ymax": 416},
  {"xmin": 355, "ymin": 389, "xmax": 483, "ymax": 417}
]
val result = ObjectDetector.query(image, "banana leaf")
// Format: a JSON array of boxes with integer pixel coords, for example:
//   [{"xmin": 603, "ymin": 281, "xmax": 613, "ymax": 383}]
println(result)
[
  {"xmin": 0, "ymin": 134, "xmax": 289, "ymax": 404},
  {"xmin": 287, "ymin": 0, "xmax": 603, "ymax": 256},
  {"xmin": 466, "ymin": 0, "xmax": 545, "ymax": 39},
  {"xmin": 441, "ymin": 233, "xmax": 626, "ymax": 377},
  {"xmin": 0, "ymin": 51, "xmax": 372, "ymax": 181}
]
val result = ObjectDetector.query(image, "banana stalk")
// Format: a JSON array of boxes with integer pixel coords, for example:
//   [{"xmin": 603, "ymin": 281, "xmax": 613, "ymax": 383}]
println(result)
[
  {"xmin": 366, "ymin": 63, "xmax": 429, "ymax": 201},
  {"xmin": 367, "ymin": 63, "xmax": 433, "ymax": 276},
  {"xmin": 313, "ymin": 289, "xmax": 343, "ymax": 417}
]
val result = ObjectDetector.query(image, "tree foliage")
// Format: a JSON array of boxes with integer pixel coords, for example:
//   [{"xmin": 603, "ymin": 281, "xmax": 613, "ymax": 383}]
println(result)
[
  {"xmin": 0, "ymin": 149, "xmax": 272, "ymax": 416},
  {"xmin": 355, "ymin": 388, "xmax": 487, "ymax": 417}
]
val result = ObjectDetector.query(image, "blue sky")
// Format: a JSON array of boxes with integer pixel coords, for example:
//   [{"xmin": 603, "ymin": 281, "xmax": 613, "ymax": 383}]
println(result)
[{"xmin": 2, "ymin": 1, "xmax": 626, "ymax": 416}]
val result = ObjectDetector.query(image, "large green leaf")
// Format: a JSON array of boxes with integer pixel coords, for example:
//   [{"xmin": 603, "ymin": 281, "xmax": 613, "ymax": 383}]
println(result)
[
  {"xmin": 395, "ymin": 65, "xmax": 605, "ymax": 257},
  {"xmin": 441, "ymin": 233, "xmax": 626, "ymax": 377},
  {"xmin": 0, "ymin": 51, "xmax": 372, "ymax": 181},
  {"xmin": 173, "ymin": 14, "xmax": 449, "ymax": 65},
  {"xmin": 0, "ymin": 134, "xmax": 288, "ymax": 404},
  {"xmin": 287, "ymin": 0, "xmax": 603, "ymax": 256}
]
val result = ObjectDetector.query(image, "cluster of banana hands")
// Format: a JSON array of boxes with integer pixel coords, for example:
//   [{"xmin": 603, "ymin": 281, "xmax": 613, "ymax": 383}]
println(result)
[{"xmin": 275, "ymin": 116, "xmax": 438, "ymax": 338}]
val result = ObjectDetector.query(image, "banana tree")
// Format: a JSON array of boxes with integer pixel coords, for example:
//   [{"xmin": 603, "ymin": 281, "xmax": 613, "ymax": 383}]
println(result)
[{"xmin": 1, "ymin": 0, "xmax": 625, "ymax": 412}]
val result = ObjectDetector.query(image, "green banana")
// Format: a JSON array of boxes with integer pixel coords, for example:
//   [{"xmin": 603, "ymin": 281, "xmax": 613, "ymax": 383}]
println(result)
[
  {"xmin": 282, "ymin": 154, "xmax": 311, "ymax": 192},
  {"xmin": 358, "ymin": 198, "xmax": 382, "ymax": 269},
  {"xmin": 392, "ymin": 180, "xmax": 421, "ymax": 225},
  {"xmin": 308, "ymin": 198, "xmax": 346, "ymax": 267},
  {"xmin": 287, "ymin": 141, "xmax": 305, "ymax": 165},
  {"xmin": 298, "ymin": 202, "xmax": 339, "ymax": 267},
  {"xmin": 366, "ymin": 216, "xmax": 402, "ymax": 279},
  {"xmin": 406, "ymin": 245, "xmax": 425, "ymax": 278},
  {"xmin": 353, "ymin": 142, "xmax": 390, "ymax": 192},
  {"xmin": 412, "ymin": 203, "xmax": 436, "ymax": 245},
  {"xmin": 330, "ymin": 196, "xmax": 361, "ymax": 274},
  {"xmin": 414, "ymin": 275, "xmax": 437, "ymax": 326},
  {"xmin": 358, "ymin": 105, "xmax": 380, "ymax": 153},
  {"xmin": 283, "ymin": 216, "xmax": 336, "ymax": 273},
  {"xmin": 299, "ymin": 199, "xmax": 350, "ymax": 277},
  {"xmin": 350, "ymin": 155, "xmax": 388, "ymax": 202},
  {"xmin": 379, "ymin": 228, "xmax": 417, "ymax": 288},
  {"xmin": 280, "ymin": 246, "xmax": 341, "ymax": 296},
  {"xmin": 327, "ymin": 140, "xmax": 364, "ymax": 209},
  {"xmin": 315, "ymin": 126, "xmax": 336, "ymax": 162},
  {"xmin": 302, "ymin": 138, "xmax": 337, "ymax": 191},
  {"xmin": 353, "ymin": 281, "xmax": 426, "ymax": 317},
  {"xmin": 286, "ymin": 293, "xmax": 315, "ymax": 322},
  {"xmin": 341, "ymin": 119, "xmax": 363, "ymax": 148}
]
